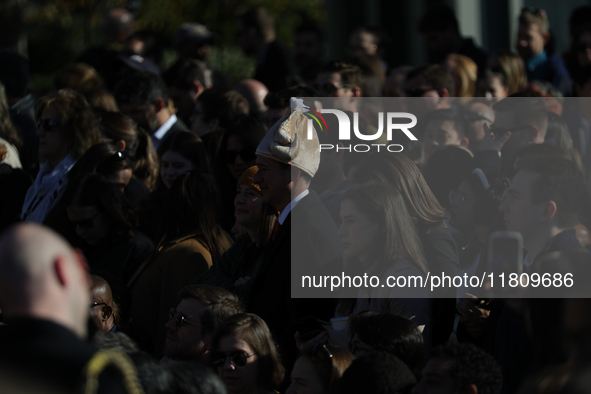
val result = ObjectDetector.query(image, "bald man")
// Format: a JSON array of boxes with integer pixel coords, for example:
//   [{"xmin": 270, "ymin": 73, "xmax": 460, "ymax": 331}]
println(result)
[
  {"xmin": 0, "ymin": 224, "xmax": 122, "ymax": 392},
  {"xmin": 90, "ymin": 275, "xmax": 119, "ymax": 332},
  {"xmin": 234, "ymin": 79, "xmax": 269, "ymax": 118}
]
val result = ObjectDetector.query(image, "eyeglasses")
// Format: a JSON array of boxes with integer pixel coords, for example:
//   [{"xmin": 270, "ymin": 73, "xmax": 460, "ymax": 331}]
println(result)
[
  {"xmin": 37, "ymin": 118, "xmax": 60, "ymax": 132},
  {"xmin": 90, "ymin": 302, "xmax": 107, "ymax": 308},
  {"xmin": 224, "ymin": 149, "xmax": 256, "ymax": 164},
  {"xmin": 317, "ymin": 82, "xmax": 351, "ymax": 94},
  {"xmin": 168, "ymin": 308, "xmax": 204, "ymax": 328},
  {"xmin": 70, "ymin": 211, "xmax": 100, "ymax": 231},
  {"xmin": 405, "ymin": 87, "xmax": 436, "ymax": 97},
  {"xmin": 211, "ymin": 351, "xmax": 256, "ymax": 367}
]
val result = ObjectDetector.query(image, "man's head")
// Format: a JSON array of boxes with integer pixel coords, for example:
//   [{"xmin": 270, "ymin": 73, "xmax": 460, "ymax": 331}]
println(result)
[
  {"xmin": 253, "ymin": 102, "xmax": 320, "ymax": 212},
  {"xmin": 114, "ymin": 72, "xmax": 170, "ymax": 133},
  {"xmin": 464, "ymin": 101, "xmax": 495, "ymax": 153},
  {"xmin": 317, "ymin": 61, "xmax": 362, "ymax": 111},
  {"xmin": 191, "ymin": 88, "xmax": 249, "ymax": 136},
  {"xmin": 423, "ymin": 109, "xmax": 469, "ymax": 161},
  {"xmin": 89, "ymin": 275, "xmax": 117, "ymax": 332},
  {"xmin": 413, "ymin": 343, "xmax": 502, "ymax": 394},
  {"xmin": 237, "ymin": 7, "xmax": 275, "ymax": 56},
  {"xmin": 517, "ymin": 8, "xmax": 550, "ymax": 60},
  {"xmin": 499, "ymin": 157, "xmax": 586, "ymax": 254},
  {"xmin": 348, "ymin": 27, "xmax": 380, "ymax": 60},
  {"xmin": 165, "ymin": 59, "xmax": 209, "ymax": 126},
  {"xmin": 262, "ymin": 86, "xmax": 318, "ymax": 130},
  {"xmin": 336, "ymin": 351, "xmax": 416, "ymax": 394},
  {"xmin": 163, "ymin": 285, "xmax": 243, "ymax": 363},
  {"xmin": 491, "ymin": 96, "xmax": 548, "ymax": 163},
  {"xmin": 419, "ymin": 5, "xmax": 462, "ymax": 58},
  {"xmin": 0, "ymin": 224, "xmax": 91, "ymax": 338},
  {"xmin": 405, "ymin": 64, "xmax": 454, "ymax": 118},
  {"xmin": 234, "ymin": 79, "xmax": 269, "ymax": 118},
  {"xmin": 173, "ymin": 23, "xmax": 217, "ymax": 62},
  {"xmin": 295, "ymin": 24, "xmax": 325, "ymax": 72},
  {"xmin": 102, "ymin": 8, "xmax": 134, "ymax": 45}
]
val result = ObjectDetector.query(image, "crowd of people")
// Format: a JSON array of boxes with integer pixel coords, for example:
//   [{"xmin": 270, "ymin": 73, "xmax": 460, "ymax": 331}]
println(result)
[{"xmin": 1, "ymin": 3, "xmax": 591, "ymax": 394}]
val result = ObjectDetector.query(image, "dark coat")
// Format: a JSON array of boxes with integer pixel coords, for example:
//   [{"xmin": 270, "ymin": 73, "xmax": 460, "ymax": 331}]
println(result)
[
  {"xmin": 254, "ymin": 39, "xmax": 295, "ymax": 92},
  {"xmin": 248, "ymin": 190, "xmax": 343, "ymax": 362},
  {"xmin": 0, "ymin": 163, "xmax": 32, "ymax": 233}
]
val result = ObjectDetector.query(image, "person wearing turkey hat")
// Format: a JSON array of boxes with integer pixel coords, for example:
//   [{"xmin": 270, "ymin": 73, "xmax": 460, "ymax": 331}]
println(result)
[{"xmin": 248, "ymin": 98, "xmax": 343, "ymax": 367}]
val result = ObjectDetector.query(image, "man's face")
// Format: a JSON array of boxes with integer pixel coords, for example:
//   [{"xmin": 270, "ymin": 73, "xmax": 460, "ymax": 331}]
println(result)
[
  {"xmin": 517, "ymin": 23, "xmax": 546, "ymax": 59},
  {"xmin": 491, "ymin": 110, "xmax": 535, "ymax": 158},
  {"xmin": 423, "ymin": 119, "xmax": 462, "ymax": 160},
  {"xmin": 163, "ymin": 298, "xmax": 210, "ymax": 361},
  {"xmin": 119, "ymin": 102, "xmax": 158, "ymax": 133},
  {"xmin": 404, "ymin": 75, "xmax": 442, "ymax": 118},
  {"xmin": 413, "ymin": 357, "xmax": 457, "ymax": 394},
  {"xmin": 295, "ymin": 31, "xmax": 324, "ymax": 68},
  {"xmin": 252, "ymin": 155, "xmax": 291, "ymax": 211},
  {"xmin": 263, "ymin": 107, "xmax": 289, "ymax": 130},
  {"xmin": 476, "ymin": 76, "xmax": 508, "ymax": 101},
  {"xmin": 348, "ymin": 31, "xmax": 378, "ymax": 59},
  {"xmin": 169, "ymin": 86, "xmax": 198, "ymax": 126},
  {"xmin": 317, "ymin": 72, "xmax": 356, "ymax": 111},
  {"xmin": 190, "ymin": 102, "xmax": 217, "ymax": 136},
  {"xmin": 498, "ymin": 170, "xmax": 544, "ymax": 244},
  {"xmin": 89, "ymin": 286, "xmax": 113, "ymax": 332}
]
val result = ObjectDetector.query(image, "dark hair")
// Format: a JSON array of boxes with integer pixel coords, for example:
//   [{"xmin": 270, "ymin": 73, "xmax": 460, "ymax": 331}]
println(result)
[
  {"xmin": 466, "ymin": 172, "xmax": 510, "ymax": 229},
  {"xmin": 238, "ymin": 7, "xmax": 275, "ymax": 40},
  {"xmin": 157, "ymin": 171, "xmax": 225, "ymax": 261},
  {"xmin": 297, "ymin": 344, "xmax": 355, "ymax": 394},
  {"xmin": 125, "ymin": 30, "xmax": 165, "ymax": 67},
  {"xmin": 406, "ymin": 64, "xmax": 456, "ymax": 97},
  {"xmin": 430, "ymin": 343, "xmax": 502, "ymax": 394},
  {"xmin": 151, "ymin": 362, "xmax": 228, "ymax": 394},
  {"xmin": 350, "ymin": 312, "xmax": 424, "ymax": 370},
  {"xmin": 156, "ymin": 130, "xmax": 209, "ymax": 188},
  {"xmin": 515, "ymin": 157, "xmax": 587, "ymax": 228},
  {"xmin": 296, "ymin": 23, "xmax": 324, "ymax": 42},
  {"xmin": 35, "ymin": 89, "xmax": 101, "ymax": 159},
  {"xmin": 492, "ymin": 96, "xmax": 548, "ymax": 132},
  {"xmin": 348, "ymin": 153, "xmax": 447, "ymax": 234},
  {"xmin": 320, "ymin": 61, "xmax": 363, "ymax": 90},
  {"xmin": 100, "ymin": 112, "xmax": 159, "ymax": 190},
  {"xmin": 210, "ymin": 313, "xmax": 285, "ymax": 391},
  {"xmin": 546, "ymin": 112, "xmax": 584, "ymax": 173},
  {"xmin": 83, "ymin": 87, "xmax": 119, "ymax": 112},
  {"xmin": 342, "ymin": 184, "xmax": 428, "ymax": 274},
  {"xmin": 113, "ymin": 72, "xmax": 169, "ymax": 107},
  {"xmin": 165, "ymin": 58, "xmax": 207, "ymax": 90},
  {"xmin": 178, "ymin": 285, "xmax": 243, "ymax": 337},
  {"xmin": 263, "ymin": 86, "xmax": 318, "ymax": 110},
  {"xmin": 0, "ymin": 51, "xmax": 30, "ymax": 98},
  {"xmin": 425, "ymin": 108, "xmax": 468, "ymax": 139},
  {"xmin": 54, "ymin": 63, "xmax": 103, "ymax": 92},
  {"xmin": 419, "ymin": 4, "xmax": 459, "ymax": 34},
  {"xmin": 478, "ymin": 67, "xmax": 508, "ymax": 89},
  {"xmin": 422, "ymin": 146, "xmax": 474, "ymax": 209},
  {"xmin": 70, "ymin": 143, "xmax": 132, "ymax": 180},
  {"xmin": 336, "ymin": 351, "xmax": 416, "ymax": 394},
  {"xmin": 196, "ymin": 88, "xmax": 249, "ymax": 129},
  {"xmin": 69, "ymin": 174, "xmax": 137, "ymax": 239}
]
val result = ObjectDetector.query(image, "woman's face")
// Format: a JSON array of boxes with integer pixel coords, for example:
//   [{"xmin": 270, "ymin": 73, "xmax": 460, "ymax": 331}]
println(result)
[
  {"xmin": 105, "ymin": 168, "xmax": 133, "ymax": 193},
  {"xmin": 286, "ymin": 356, "xmax": 325, "ymax": 394},
  {"xmin": 66, "ymin": 205, "xmax": 111, "ymax": 246},
  {"xmin": 338, "ymin": 199, "xmax": 379, "ymax": 263},
  {"xmin": 449, "ymin": 180, "xmax": 476, "ymax": 233},
  {"xmin": 226, "ymin": 135, "xmax": 254, "ymax": 181},
  {"xmin": 160, "ymin": 150, "xmax": 194, "ymax": 189},
  {"xmin": 37, "ymin": 104, "xmax": 70, "ymax": 165},
  {"xmin": 234, "ymin": 184, "xmax": 264, "ymax": 229},
  {"xmin": 216, "ymin": 334, "xmax": 259, "ymax": 394}
]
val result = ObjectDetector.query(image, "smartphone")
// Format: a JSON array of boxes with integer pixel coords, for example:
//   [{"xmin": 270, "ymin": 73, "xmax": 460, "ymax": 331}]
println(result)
[
  {"xmin": 487, "ymin": 231, "xmax": 523, "ymax": 276},
  {"xmin": 293, "ymin": 315, "xmax": 326, "ymax": 341}
]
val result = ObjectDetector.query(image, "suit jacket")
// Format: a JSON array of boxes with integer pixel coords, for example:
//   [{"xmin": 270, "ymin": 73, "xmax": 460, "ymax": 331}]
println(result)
[{"xmin": 248, "ymin": 190, "xmax": 342, "ymax": 362}]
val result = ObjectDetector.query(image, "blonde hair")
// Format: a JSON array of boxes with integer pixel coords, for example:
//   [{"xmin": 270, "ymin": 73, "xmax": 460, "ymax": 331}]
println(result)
[
  {"xmin": 446, "ymin": 54, "xmax": 477, "ymax": 98},
  {"xmin": 493, "ymin": 50, "xmax": 528, "ymax": 95}
]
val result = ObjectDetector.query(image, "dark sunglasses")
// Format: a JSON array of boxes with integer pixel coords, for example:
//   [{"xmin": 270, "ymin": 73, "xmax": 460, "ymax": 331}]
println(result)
[
  {"xmin": 37, "ymin": 118, "xmax": 60, "ymax": 132},
  {"xmin": 211, "ymin": 351, "xmax": 256, "ymax": 367},
  {"xmin": 69, "ymin": 211, "xmax": 100, "ymax": 231},
  {"xmin": 224, "ymin": 149, "xmax": 256, "ymax": 164},
  {"xmin": 405, "ymin": 87, "xmax": 436, "ymax": 97},
  {"xmin": 316, "ymin": 82, "xmax": 351, "ymax": 94},
  {"xmin": 168, "ymin": 308, "xmax": 204, "ymax": 328}
]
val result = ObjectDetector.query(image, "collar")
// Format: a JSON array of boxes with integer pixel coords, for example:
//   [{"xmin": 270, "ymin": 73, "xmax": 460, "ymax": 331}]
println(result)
[
  {"xmin": 36, "ymin": 154, "xmax": 76, "ymax": 187},
  {"xmin": 153, "ymin": 113, "xmax": 177, "ymax": 141},
  {"xmin": 526, "ymin": 50, "xmax": 547, "ymax": 72},
  {"xmin": 278, "ymin": 189, "xmax": 309, "ymax": 225}
]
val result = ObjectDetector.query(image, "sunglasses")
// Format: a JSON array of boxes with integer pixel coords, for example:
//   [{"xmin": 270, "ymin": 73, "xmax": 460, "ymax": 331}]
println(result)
[
  {"xmin": 211, "ymin": 351, "xmax": 256, "ymax": 367},
  {"xmin": 37, "ymin": 118, "xmax": 60, "ymax": 132},
  {"xmin": 224, "ymin": 149, "xmax": 256, "ymax": 164},
  {"xmin": 316, "ymin": 82, "xmax": 351, "ymax": 94},
  {"xmin": 405, "ymin": 87, "xmax": 436, "ymax": 97},
  {"xmin": 168, "ymin": 308, "xmax": 204, "ymax": 328},
  {"xmin": 69, "ymin": 211, "xmax": 100, "ymax": 231}
]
